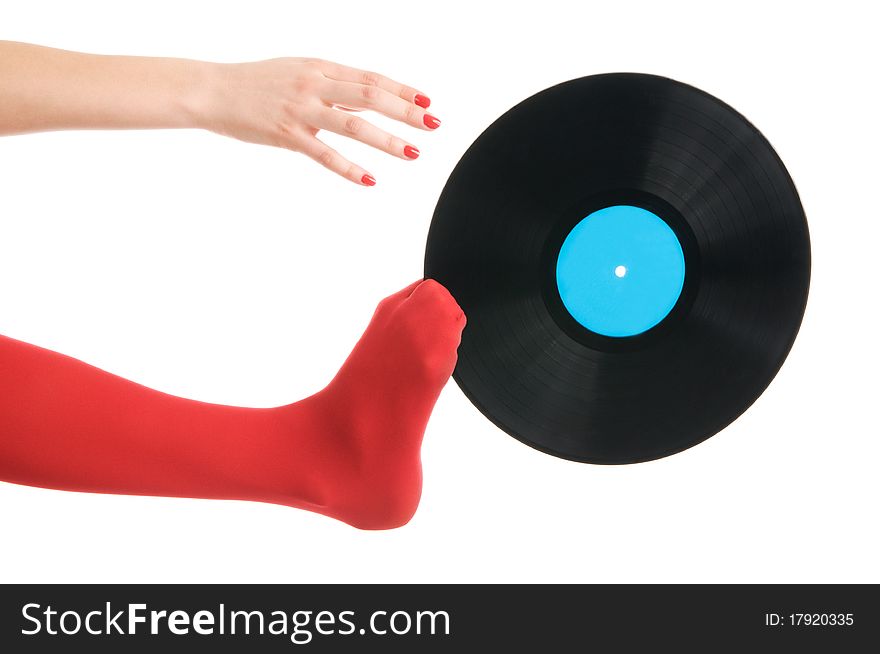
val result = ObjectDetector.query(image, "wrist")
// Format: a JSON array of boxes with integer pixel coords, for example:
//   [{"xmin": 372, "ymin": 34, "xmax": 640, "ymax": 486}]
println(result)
[{"xmin": 179, "ymin": 60, "xmax": 228, "ymax": 131}]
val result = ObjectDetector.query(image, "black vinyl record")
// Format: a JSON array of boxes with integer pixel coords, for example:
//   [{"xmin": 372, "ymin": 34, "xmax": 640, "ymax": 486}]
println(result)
[{"xmin": 424, "ymin": 73, "xmax": 810, "ymax": 464}]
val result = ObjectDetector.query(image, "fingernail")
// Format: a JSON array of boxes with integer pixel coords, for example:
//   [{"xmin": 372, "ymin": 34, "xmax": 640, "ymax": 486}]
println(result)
[
  {"xmin": 404, "ymin": 145, "xmax": 420, "ymax": 159},
  {"xmin": 414, "ymin": 94, "xmax": 431, "ymax": 109},
  {"xmin": 423, "ymin": 114, "xmax": 441, "ymax": 129},
  {"xmin": 361, "ymin": 174, "xmax": 376, "ymax": 186}
]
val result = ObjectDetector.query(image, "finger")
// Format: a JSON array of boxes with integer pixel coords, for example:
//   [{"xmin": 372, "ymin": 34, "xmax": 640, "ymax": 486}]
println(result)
[
  {"xmin": 315, "ymin": 108, "xmax": 420, "ymax": 160},
  {"xmin": 297, "ymin": 136, "xmax": 375, "ymax": 186},
  {"xmin": 322, "ymin": 80, "xmax": 437, "ymax": 132},
  {"xmin": 319, "ymin": 62, "xmax": 430, "ymax": 108}
]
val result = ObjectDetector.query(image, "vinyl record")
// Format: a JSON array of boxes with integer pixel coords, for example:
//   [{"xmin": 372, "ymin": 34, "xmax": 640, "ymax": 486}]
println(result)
[{"xmin": 424, "ymin": 73, "xmax": 810, "ymax": 464}]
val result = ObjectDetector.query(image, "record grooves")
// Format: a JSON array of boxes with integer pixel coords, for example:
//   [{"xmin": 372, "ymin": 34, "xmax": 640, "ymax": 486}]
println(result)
[{"xmin": 424, "ymin": 73, "xmax": 810, "ymax": 464}]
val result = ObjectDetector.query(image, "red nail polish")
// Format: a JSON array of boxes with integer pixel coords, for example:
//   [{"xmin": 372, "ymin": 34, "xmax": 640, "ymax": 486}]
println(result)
[
  {"xmin": 414, "ymin": 94, "xmax": 431, "ymax": 109},
  {"xmin": 361, "ymin": 174, "xmax": 376, "ymax": 186},
  {"xmin": 423, "ymin": 114, "xmax": 441, "ymax": 129},
  {"xmin": 404, "ymin": 145, "xmax": 420, "ymax": 159}
]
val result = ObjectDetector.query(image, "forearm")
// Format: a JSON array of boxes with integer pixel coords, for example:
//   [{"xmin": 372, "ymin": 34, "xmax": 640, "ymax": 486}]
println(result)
[{"xmin": 0, "ymin": 41, "xmax": 215, "ymax": 135}]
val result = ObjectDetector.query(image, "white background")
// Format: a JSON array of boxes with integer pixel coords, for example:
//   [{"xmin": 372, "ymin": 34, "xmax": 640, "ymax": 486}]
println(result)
[{"xmin": 0, "ymin": 0, "xmax": 877, "ymax": 583}]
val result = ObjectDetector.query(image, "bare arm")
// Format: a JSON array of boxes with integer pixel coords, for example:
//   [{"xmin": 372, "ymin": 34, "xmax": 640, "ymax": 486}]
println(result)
[{"xmin": 0, "ymin": 41, "xmax": 439, "ymax": 184}]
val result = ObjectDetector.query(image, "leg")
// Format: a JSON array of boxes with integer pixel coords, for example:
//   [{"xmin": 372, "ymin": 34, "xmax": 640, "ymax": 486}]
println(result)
[{"xmin": 0, "ymin": 280, "xmax": 464, "ymax": 529}]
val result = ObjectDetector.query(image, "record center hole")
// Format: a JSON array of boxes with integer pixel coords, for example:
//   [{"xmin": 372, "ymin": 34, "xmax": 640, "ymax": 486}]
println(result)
[{"xmin": 614, "ymin": 265, "xmax": 627, "ymax": 278}]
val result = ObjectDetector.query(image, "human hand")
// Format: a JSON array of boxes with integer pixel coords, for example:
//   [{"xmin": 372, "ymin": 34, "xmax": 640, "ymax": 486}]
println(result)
[{"xmin": 199, "ymin": 58, "xmax": 439, "ymax": 185}]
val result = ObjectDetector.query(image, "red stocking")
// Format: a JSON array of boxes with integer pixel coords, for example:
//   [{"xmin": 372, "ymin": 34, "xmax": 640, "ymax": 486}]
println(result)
[{"xmin": 0, "ymin": 279, "xmax": 464, "ymax": 529}]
